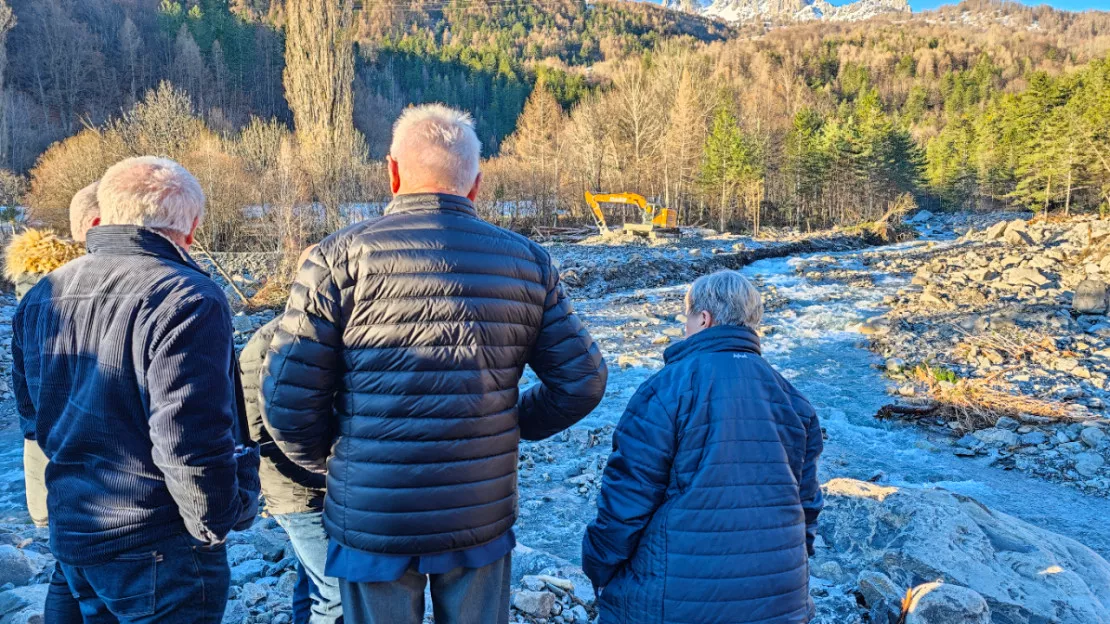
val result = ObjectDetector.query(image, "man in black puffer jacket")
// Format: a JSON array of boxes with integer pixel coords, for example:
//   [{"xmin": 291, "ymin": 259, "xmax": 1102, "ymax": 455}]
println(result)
[{"xmin": 262, "ymin": 104, "xmax": 608, "ymax": 624}]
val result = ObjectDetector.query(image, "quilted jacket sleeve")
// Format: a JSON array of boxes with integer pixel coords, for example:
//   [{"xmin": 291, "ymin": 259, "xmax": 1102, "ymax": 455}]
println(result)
[
  {"xmin": 261, "ymin": 246, "xmax": 344, "ymax": 474},
  {"xmin": 240, "ymin": 318, "xmax": 280, "ymax": 446},
  {"xmin": 799, "ymin": 397, "xmax": 824, "ymax": 555},
  {"xmin": 582, "ymin": 383, "xmax": 675, "ymax": 590},
  {"xmin": 518, "ymin": 260, "xmax": 607, "ymax": 441}
]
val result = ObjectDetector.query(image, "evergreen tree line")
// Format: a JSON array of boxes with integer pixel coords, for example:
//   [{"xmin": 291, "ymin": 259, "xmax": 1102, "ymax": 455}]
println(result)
[{"xmin": 4, "ymin": 0, "xmax": 1110, "ymax": 248}]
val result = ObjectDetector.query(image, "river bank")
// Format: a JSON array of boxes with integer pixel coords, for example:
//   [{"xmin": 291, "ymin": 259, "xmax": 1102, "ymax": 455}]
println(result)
[{"xmin": 3, "ymin": 216, "xmax": 1110, "ymax": 623}]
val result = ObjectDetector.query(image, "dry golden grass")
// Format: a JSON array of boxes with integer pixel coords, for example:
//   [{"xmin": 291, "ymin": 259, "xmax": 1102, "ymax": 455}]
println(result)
[
  {"xmin": 906, "ymin": 364, "xmax": 1070, "ymax": 430},
  {"xmin": 248, "ymin": 279, "xmax": 291, "ymax": 310}
]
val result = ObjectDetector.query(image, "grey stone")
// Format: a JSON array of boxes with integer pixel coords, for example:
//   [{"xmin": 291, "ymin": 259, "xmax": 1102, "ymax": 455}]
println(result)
[
  {"xmin": 995, "ymin": 416, "xmax": 1020, "ymax": 431},
  {"xmin": 904, "ymin": 582, "xmax": 990, "ymax": 624},
  {"xmin": 227, "ymin": 544, "xmax": 259, "ymax": 567},
  {"xmin": 1080, "ymin": 427, "xmax": 1107, "ymax": 448},
  {"xmin": 1074, "ymin": 280, "xmax": 1109, "ymax": 315},
  {"xmin": 972, "ymin": 428, "xmax": 1019, "ymax": 448},
  {"xmin": 232, "ymin": 314, "xmax": 256, "ymax": 333},
  {"xmin": 985, "ymin": 221, "xmax": 1008, "ymax": 240},
  {"xmin": 513, "ymin": 590, "xmax": 556, "ymax": 618},
  {"xmin": 885, "ymin": 358, "xmax": 906, "ymax": 373},
  {"xmin": 1004, "ymin": 228, "xmax": 1034, "ymax": 246},
  {"xmin": 857, "ymin": 570, "xmax": 903, "ymax": 608},
  {"xmin": 0, "ymin": 584, "xmax": 47, "ymax": 622},
  {"xmin": 569, "ymin": 605, "xmax": 590, "ymax": 623},
  {"xmin": 1075, "ymin": 452, "xmax": 1105, "ymax": 477},
  {"xmin": 822, "ymin": 479, "xmax": 1110, "ymax": 623},
  {"xmin": 0, "ymin": 546, "xmax": 40, "ymax": 587},
  {"xmin": 222, "ymin": 600, "xmax": 248, "ymax": 624},
  {"xmin": 240, "ymin": 583, "xmax": 267, "ymax": 607},
  {"xmin": 231, "ymin": 559, "xmax": 267, "ymax": 585},
  {"xmin": 277, "ymin": 571, "xmax": 299, "ymax": 595},
  {"xmin": 955, "ymin": 434, "xmax": 983, "ymax": 449},
  {"xmin": 1007, "ymin": 268, "xmax": 1051, "ymax": 287},
  {"xmin": 1019, "ymin": 431, "xmax": 1047, "ymax": 446}
]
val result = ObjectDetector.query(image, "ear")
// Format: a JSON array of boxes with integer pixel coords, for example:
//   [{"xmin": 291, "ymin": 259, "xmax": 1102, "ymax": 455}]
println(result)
[
  {"xmin": 466, "ymin": 172, "xmax": 482, "ymax": 202},
  {"xmin": 388, "ymin": 156, "xmax": 401, "ymax": 195},
  {"xmin": 699, "ymin": 310, "xmax": 713, "ymax": 328},
  {"xmin": 184, "ymin": 216, "xmax": 200, "ymax": 248}
]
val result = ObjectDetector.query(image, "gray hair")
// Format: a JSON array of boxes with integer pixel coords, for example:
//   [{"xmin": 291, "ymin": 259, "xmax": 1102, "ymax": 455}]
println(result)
[
  {"xmin": 97, "ymin": 157, "xmax": 205, "ymax": 236},
  {"xmin": 686, "ymin": 270, "xmax": 763, "ymax": 329},
  {"xmin": 69, "ymin": 181, "xmax": 100, "ymax": 242},
  {"xmin": 389, "ymin": 104, "xmax": 481, "ymax": 195}
]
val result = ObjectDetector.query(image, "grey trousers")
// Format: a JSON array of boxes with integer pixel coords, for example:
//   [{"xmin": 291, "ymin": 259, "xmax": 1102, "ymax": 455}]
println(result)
[{"xmin": 338, "ymin": 553, "xmax": 511, "ymax": 624}]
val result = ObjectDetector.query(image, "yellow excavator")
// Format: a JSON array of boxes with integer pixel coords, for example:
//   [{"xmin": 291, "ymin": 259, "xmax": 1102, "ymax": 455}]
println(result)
[{"xmin": 584, "ymin": 191, "xmax": 680, "ymax": 241}]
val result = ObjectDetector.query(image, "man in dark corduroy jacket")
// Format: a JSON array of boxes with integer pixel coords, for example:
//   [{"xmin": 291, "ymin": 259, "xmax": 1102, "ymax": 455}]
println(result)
[
  {"xmin": 583, "ymin": 270, "xmax": 823, "ymax": 624},
  {"xmin": 262, "ymin": 104, "xmax": 608, "ymax": 624},
  {"xmin": 12, "ymin": 156, "xmax": 260, "ymax": 623}
]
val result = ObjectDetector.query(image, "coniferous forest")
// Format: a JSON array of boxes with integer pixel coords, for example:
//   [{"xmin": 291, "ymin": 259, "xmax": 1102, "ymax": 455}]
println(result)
[{"xmin": 0, "ymin": 0, "xmax": 1109, "ymax": 250}]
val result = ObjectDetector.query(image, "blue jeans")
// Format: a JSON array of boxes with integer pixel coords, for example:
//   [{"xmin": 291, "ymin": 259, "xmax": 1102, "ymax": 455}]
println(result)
[
  {"xmin": 58, "ymin": 533, "xmax": 229, "ymax": 623},
  {"xmin": 275, "ymin": 511, "xmax": 343, "ymax": 624},
  {"xmin": 43, "ymin": 566, "xmax": 82, "ymax": 624},
  {"xmin": 338, "ymin": 553, "xmax": 511, "ymax": 624}
]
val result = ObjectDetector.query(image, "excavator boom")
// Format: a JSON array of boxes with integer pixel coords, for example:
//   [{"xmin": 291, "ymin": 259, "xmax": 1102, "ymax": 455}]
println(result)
[{"xmin": 583, "ymin": 191, "xmax": 679, "ymax": 239}]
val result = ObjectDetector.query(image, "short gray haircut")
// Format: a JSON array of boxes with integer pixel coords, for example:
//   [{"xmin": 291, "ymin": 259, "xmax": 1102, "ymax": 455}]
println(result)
[
  {"xmin": 686, "ymin": 270, "xmax": 763, "ymax": 329},
  {"xmin": 389, "ymin": 104, "xmax": 481, "ymax": 195},
  {"xmin": 69, "ymin": 181, "xmax": 100, "ymax": 242},
  {"xmin": 97, "ymin": 157, "xmax": 205, "ymax": 236}
]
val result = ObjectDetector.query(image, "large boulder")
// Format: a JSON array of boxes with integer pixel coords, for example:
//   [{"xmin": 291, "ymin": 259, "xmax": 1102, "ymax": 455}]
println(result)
[
  {"xmin": 904, "ymin": 582, "xmax": 990, "ymax": 624},
  {"xmin": 1074, "ymin": 280, "xmax": 1109, "ymax": 315},
  {"xmin": 820, "ymin": 479, "xmax": 1110, "ymax": 624}
]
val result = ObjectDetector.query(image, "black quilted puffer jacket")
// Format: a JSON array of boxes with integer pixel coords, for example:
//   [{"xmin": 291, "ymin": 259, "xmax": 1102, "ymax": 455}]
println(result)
[{"xmin": 262, "ymin": 193, "xmax": 608, "ymax": 555}]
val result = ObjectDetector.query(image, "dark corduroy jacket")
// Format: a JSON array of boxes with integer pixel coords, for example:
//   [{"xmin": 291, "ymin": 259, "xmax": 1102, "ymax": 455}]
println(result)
[
  {"xmin": 12, "ymin": 226, "xmax": 260, "ymax": 566},
  {"xmin": 240, "ymin": 317, "xmax": 326, "ymax": 515},
  {"xmin": 262, "ymin": 193, "xmax": 608, "ymax": 556},
  {"xmin": 583, "ymin": 325, "xmax": 823, "ymax": 624}
]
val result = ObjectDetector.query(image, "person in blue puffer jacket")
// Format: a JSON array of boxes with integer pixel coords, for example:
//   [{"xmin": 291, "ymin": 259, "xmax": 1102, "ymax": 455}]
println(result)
[{"xmin": 583, "ymin": 269, "xmax": 824, "ymax": 624}]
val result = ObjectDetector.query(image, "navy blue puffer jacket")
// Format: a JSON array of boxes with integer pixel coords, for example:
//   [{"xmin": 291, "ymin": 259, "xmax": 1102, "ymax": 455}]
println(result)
[
  {"xmin": 262, "ymin": 193, "xmax": 607, "ymax": 556},
  {"xmin": 582, "ymin": 324, "xmax": 822, "ymax": 624}
]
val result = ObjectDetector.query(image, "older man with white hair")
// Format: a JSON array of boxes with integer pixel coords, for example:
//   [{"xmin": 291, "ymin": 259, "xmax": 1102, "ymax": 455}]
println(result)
[
  {"xmin": 583, "ymin": 270, "xmax": 824, "ymax": 624},
  {"xmin": 262, "ymin": 104, "xmax": 607, "ymax": 623},
  {"xmin": 13, "ymin": 156, "xmax": 260, "ymax": 623}
]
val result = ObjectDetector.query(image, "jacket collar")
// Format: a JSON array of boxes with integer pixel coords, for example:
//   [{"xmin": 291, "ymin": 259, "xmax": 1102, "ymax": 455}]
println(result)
[
  {"xmin": 663, "ymin": 324, "xmax": 762, "ymax": 365},
  {"xmin": 85, "ymin": 225, "xmax": 207, "ymax": 275},
  {"xmin": 385, "ymin": 193, "xmax": 477, "ymax": 217}
]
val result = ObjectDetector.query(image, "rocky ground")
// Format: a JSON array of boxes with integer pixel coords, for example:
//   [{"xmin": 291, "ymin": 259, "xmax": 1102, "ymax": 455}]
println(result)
[
  {"xmin": 4, "ymin": 218, "xmax": 1110, "ymax": 623},
  {"xmin": 803, "ymin": 213, "xmax": 1110, "ymax": 497}
]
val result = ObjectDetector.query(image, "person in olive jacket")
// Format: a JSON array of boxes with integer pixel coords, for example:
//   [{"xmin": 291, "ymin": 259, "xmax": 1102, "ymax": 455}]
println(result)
[
  {"xmin": 240, "ymin": 245, "xmax": 342, "ymax": 624},
  {"xmin": 582, "ymin": 270, "xmax": 823, "ymax": 624},
  {"xmin": 261, "ymin": 104, "xmax": 608, "ymax": 624}
]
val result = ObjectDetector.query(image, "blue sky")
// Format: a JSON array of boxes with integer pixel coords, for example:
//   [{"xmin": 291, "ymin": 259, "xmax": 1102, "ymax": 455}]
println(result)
[{"xmin": 826, "ymin": 0, "xmax": 1110, "ymax": 10}]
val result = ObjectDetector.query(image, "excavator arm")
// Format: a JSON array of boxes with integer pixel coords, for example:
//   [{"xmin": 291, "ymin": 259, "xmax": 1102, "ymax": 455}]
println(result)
[{"xmin": 584, "ymin": 191, "xmax": 678, "ymax": 237}]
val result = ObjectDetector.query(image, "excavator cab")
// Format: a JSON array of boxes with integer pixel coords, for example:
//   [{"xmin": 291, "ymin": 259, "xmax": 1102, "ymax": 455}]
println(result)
[{"xmin": 584, "ymin": 191, "xmax": 680, "ymax": 241}]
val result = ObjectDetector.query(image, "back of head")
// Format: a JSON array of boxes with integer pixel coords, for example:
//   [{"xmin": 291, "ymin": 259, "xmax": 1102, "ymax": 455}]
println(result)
[
  {"xmin": 390, "ymin": 104, "xmax": 482, "ymax": 196},
  {"xmin": 69, "ymin": 181, "xmax": 100, "ymax": 243},
  {"xmin": 687, "ymin": 270, "xmax": 764, "ymax": 329},
  {"xmin": 97, "ymin": 157, "xmax": 205, "ymax": 236}
]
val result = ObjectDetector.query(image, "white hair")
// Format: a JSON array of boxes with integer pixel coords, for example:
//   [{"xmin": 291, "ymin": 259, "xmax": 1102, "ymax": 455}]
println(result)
[
  {"xmin": 69, "ymin": 181, "xmax": 100, "ymax": 242},
  {"xmin": 686, "ymin": 270, "xmax": 764, "ymax": 329},
  {"xmin": 389, "ymin": 104, "xmax": 482, "ymax": 196},
  {"xmin": 97, "ymin": 157, "xmax": 205, "ymax": 236}
]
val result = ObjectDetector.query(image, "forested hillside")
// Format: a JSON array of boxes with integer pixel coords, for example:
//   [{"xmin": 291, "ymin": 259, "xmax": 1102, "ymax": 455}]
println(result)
[{"xmin": 1, "ymin": 0, "xmax": 1109, "ymax": 249}]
